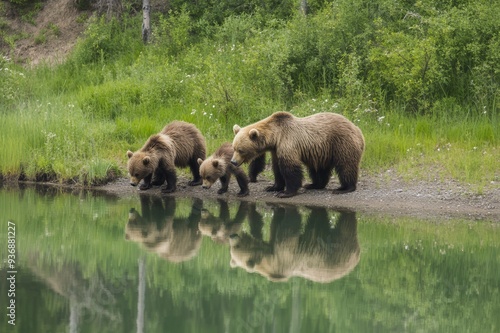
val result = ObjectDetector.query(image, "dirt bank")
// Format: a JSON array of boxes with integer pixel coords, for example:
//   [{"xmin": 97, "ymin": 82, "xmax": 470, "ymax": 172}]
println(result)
[{"xmin": 94, "ymin": 173, "xmax": 500, "ymax": 222}]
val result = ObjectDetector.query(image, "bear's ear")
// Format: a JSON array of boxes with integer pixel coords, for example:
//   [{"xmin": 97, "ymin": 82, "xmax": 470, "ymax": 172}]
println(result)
[
  {"xmin": 212, "ymin": 160, "xmax": 219, "ymax": 168},
  {"xmin": 142, "ymin": 156, "xmax": 151, "ymax": 166},
  {"xmin": 127, "ymin": 150, "xmax": 134, "ymax": 159},
  {"xmin": 197, "ymin": 158, "xmax": 204, "ymax": 166},
  {"xmin": 233, "ymin": 124, "xmax": 241, "ymax": 135},
  {"xmin": 249, "ymin": 128, "xmax": 260, "ymax": 140}
]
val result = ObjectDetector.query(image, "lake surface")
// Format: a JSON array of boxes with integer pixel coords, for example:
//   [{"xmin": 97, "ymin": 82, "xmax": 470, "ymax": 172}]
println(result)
[{"xmin": 0, "ymin": 184, "xmax": 498, "ymax": 333}]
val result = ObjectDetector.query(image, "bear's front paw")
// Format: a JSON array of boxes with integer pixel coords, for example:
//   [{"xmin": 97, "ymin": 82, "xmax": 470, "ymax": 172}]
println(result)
[
  {"xmin": 237, "ymin": 190, "xmax": 249, "ymax": 197},
  {"xmin": 217, "ymin": 188, "xmax": 228, "ymax": 195},
  {"xmin": 161, "ymin": 186, "xmax": 176, "ymax": 193},
  {"xmin": 151, "ymin": 178, "xmax": 165, "ymax": 186},
  {"xmin": 332, "ymin": 185, "xmax": 356, "ymax": 194},
  {"xmin": 139, "ymin": 183, "xmax": 152, "ymax": 190},
  {"xmin": 276, "ymin": 191, "xmax": 297, "ymax": 198},
  {"xmin": 188, "ymin": 179, "xmax": 202, "ymax": 186},
  {"xmin": 265, "ymin": 184, "xmax": 284, "ymax": 192},
  {"xmin": 303, "ymin": 183, "xmax": 325, "ymax": 190}
]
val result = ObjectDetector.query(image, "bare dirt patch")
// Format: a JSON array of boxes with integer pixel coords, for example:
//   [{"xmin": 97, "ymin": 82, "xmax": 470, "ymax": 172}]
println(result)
[
  {"xmin": 94, "ymin": 173, "xmax": 500, "ymax": 222},
  {"xmin": 3, "ymin": 0, "xmax": 86, "ymax": 65}
]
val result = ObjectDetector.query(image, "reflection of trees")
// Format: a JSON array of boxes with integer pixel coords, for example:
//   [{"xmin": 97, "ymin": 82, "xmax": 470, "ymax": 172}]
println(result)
[
  {"xmin": 136, "ymin": 256, "xmax": 146, "ymax": 333},
  {"xmin": 26, "ymin": 255, "xmax": 122, "ymax": 333},
  {"xmin": 126, "ymin": 195, "xmax": 203, "ymax": 262},
  {"xmin": 229, "ymin": 204, "xmax": 360, "ymax": 283}
]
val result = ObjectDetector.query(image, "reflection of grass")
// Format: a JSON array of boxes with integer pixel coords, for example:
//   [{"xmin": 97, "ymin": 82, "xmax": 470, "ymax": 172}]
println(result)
[{"xmin": 358, "ymin": 215, "xmax": 499, "ymax": 332}]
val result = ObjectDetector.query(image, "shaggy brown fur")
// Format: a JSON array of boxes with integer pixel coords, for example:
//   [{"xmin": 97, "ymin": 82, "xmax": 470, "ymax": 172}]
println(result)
[
  {"xmin": 232, "ymin": 112, "xmax": 365, "ymax": 198},
  {"xmin": 127, "ymin": 121, "xmax": 206, "ymax": 193},
  {"xmin": 197, "ymin": 142, "xmax": 249, "ymax": 196}
]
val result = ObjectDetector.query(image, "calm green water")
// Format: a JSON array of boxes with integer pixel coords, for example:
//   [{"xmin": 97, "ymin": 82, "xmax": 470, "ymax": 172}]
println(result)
[{"xmin": 0, "ymin": 184, "xmax": 499, "ymax": 333}]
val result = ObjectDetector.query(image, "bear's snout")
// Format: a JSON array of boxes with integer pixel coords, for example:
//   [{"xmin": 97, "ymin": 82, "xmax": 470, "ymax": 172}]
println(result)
[
  {"xmin": 129, "ymin": 176, "xmax": 140, "ymax": 187},
  {"xmin": 230, "ymin": 160, "xmax": 239, "ymax": 166}
]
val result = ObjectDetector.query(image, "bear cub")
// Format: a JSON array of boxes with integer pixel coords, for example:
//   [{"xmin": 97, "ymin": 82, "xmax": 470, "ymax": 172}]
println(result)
[
  {"xmin": 127, "ymin": 121, "xmax": 206, "ymax": 193},
  {"xmin": 197, "ymin": 142, "xmax": 250, "ymax": 197}
]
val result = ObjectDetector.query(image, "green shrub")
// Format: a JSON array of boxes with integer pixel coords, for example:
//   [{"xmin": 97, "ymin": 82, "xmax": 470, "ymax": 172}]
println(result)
[
  {"xmin": 153, "ymin": 8, "xmax": 193, "ymax": 56},
  {"xmin": 70, "ymin": 14, "xmax": 143, "ymax": 65}
]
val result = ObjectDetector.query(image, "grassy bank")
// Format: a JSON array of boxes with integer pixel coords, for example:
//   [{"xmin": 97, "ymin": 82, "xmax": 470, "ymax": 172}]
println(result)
[{"xmin": 0, "ymin": 1, "xmax": 498, "ymax": 189}]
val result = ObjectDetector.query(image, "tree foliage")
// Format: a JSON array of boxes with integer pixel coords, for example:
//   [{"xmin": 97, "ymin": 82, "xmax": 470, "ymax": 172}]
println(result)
[{"xmin": 118, "ymin": 0, "xmax": 500, "ymax": 114}]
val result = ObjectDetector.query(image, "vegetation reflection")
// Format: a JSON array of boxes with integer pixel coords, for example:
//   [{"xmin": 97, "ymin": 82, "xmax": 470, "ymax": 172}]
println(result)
[{"xmin": 0, "ymin": 185, "xmax": 498, "ymax": 333}]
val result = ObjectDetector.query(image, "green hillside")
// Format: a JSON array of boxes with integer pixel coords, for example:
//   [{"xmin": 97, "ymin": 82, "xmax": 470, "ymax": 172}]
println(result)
[{"xmin": 0, "ymin": 0, "xmax": 498, "ymax": 189}]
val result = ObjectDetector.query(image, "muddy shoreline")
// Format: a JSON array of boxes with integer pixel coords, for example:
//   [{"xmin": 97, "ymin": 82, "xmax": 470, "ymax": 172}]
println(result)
[{"xmin": 91, "ymin": 174, "xmax": 499, "ymax": 222}]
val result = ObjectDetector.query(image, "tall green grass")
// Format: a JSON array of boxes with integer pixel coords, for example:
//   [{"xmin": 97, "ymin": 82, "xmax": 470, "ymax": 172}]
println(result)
[
  {"xmin": 0, "ymin": 98, "xmax": 119, "ymax": 184},
  {"xmin": 359, "ymin": 109, "xmax": 499, "ymax": 189}
]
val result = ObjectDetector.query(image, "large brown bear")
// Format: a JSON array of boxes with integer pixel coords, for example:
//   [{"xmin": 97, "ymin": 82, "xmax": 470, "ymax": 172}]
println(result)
[
  {"xmin": 229, "ymin": 205, "xmax": 360, "ymax": 283},
  {"xmin": 231, "ymin": 112, "xmax": 365, "ymax": 198},
  {"xmin": 197, "ymin": 142, "xmax": 250, "ymax": 197},
  {"xmin": 127, "ymin": 121, "xmax": 206, "ymax": 193}
]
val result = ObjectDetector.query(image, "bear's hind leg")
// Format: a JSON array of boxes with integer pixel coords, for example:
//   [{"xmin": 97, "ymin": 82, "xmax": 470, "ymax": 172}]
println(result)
[
  {"xmin": 333, "ymin": 184, "xmax": 357, "ymax": 193},
  {"xmin": 188, "ymin": 158, "xmax": 202, "ymax": 186},
  {"xmin": 304, "ymin": 167, "xmax": 332, "ymax": 190},
  {"xmin": 333, "ymin": 165, "xmax": 357, "ymax": 194}
]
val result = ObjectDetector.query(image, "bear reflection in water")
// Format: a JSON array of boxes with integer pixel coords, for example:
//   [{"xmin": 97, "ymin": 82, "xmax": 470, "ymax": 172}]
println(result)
[
  {"xmin": 229, "ymin": 205, "xmax": 360, "ymax": 283},
  {"xmin": 126, "ymin": 195, "xmax": 203, "ymax": 263},
  {"xmin": 198, "ymin": 200, "xmax": 263, "ymax": 244}
]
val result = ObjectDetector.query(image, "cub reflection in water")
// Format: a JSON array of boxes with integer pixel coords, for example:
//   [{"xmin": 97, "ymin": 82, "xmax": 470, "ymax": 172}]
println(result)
[
  {"xmin": 198, "ymin": 200, "xmax": 263, "ymax": 244},
  {"xmin": 229, "ymin": 204, "xmax": 360, "ymax": 283},
  {"xmin": 126, "ymin": 195, "xmax": 203, "ymax": 262}
]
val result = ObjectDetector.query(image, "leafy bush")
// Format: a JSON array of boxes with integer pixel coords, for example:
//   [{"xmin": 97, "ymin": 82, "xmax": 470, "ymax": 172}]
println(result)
[
  {"xmin": 70, "ymin": 14, "xmax": 143, "ymax": 65},
  {"xmin": 153, "ymin": 7, "xmax": 193, "ymax": 56}
]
